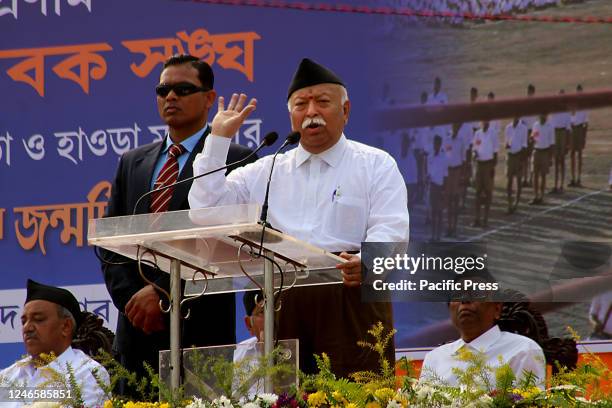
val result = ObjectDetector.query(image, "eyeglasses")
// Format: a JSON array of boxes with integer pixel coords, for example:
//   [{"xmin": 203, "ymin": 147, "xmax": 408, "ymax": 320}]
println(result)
[{"xmin": 155, "ymin": 82, "xmax": 209, "ymax": 97}]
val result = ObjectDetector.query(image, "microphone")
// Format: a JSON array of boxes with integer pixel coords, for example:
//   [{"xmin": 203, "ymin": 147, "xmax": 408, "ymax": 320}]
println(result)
[
  {"xmin": 259, "ymin": 131, "xmax": 301, "ymax": 226},
  {"xmin": 132, "ymin": 131, "xmax": 279, "ymax": 215}
]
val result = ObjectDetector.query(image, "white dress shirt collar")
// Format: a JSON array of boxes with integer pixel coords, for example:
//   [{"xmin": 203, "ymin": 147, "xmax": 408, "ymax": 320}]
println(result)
[
  {"xmin": 295, "ymin": 133, "xmax": 348, "ymax": 168},
  {"xmin": 451, "ymin": 325, "xmax": 502, "ymax": 355}
]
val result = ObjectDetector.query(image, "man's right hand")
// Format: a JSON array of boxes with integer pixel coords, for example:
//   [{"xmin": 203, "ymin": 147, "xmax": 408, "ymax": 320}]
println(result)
[
  {"xmin": 125, "ymin": 284, "xmax": 165, "ymax": 334},
  {"xmin": 211, "ymin": 93, "xmax": 257, "ymax": 138}
]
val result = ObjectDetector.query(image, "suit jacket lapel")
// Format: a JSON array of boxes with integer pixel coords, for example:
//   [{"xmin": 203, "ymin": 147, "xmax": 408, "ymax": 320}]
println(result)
[
  {"xmin": 133, "ymin": 142, "xmax": 164, "ymax": 214},
  {"xmin": 169, "ymin": 127, "xmax": 210, "ymax": 211}
]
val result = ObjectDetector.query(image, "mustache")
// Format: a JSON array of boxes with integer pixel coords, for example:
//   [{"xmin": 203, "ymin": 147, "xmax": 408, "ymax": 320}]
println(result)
[
  {"xmin": 23, "ymin": 332, "xmax": 37, "ymax": 341},
  {"xmin": 302, "ymin": 116, "xmax": 326, "ymax": 129}
]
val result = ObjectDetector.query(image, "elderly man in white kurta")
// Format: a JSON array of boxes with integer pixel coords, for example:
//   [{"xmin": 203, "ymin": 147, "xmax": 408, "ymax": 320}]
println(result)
[
  {"xmin": 420, "ymin": 297, "xmax": 545, "ymax": 389},
  {"xmin": 0, "ymin": 280, "xmax": 110, "ymax": 407},
  {"xmin": 188, "ymin": 58, "xmax": 409, "ymax": 378}
]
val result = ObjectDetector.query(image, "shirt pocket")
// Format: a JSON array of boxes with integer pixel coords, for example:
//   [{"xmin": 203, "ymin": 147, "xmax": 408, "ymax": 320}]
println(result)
[{"xmin": 326, "ymin": 195, "xmax": 368, "ymax": 242}]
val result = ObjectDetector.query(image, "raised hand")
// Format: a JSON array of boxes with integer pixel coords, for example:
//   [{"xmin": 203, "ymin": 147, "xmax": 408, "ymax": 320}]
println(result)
[{"xmin": 211, "ymin": 93, "xmax": 257, "ymax": 138}]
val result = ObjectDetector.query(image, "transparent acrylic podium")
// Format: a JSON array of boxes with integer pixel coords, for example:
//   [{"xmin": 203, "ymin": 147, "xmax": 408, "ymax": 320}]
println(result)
[
  {"xmin": 159, "ymin": 340, "xmax": 298, "ymax": 402},
  {"xmin": 88, "ymin": 204, "xmax": 344, "ymax": 391}
]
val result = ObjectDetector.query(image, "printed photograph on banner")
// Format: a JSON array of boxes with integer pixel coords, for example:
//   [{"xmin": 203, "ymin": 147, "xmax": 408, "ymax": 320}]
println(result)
[{"xmin": 366, "ymin": 0, "xmax": 612, "ymax": 348}]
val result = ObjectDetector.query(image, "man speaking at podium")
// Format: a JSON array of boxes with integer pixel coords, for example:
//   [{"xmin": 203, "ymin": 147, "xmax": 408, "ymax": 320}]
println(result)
[
  {"xmin": 101, "ymin": 54, "xmax": 255, "ymax": 387},
  {"xmin": 189, "ymin": 58, "xmax": 410, "ymax": 377}
]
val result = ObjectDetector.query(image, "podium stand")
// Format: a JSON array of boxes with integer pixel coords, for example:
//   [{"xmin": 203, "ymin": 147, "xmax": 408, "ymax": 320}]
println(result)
[{"xmin": 88, "ymin": 204, "xmax": 344, "ymax": 391}]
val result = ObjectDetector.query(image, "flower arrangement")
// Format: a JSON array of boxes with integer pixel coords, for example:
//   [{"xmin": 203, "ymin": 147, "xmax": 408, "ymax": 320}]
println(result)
[{"xmin": 5, "ymin": 324, "xmax": 612, "ymax": 407}]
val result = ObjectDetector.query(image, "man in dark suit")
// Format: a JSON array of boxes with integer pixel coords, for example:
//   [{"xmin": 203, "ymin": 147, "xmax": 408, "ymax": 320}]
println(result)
[{"xmin": 101, "ymin": 54, "xmax": 256, "ymax": 386}]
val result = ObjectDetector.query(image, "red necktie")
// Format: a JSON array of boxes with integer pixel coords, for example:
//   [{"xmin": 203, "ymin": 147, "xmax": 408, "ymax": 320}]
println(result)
[{"xmin": 150, "ymin": 144, "xmax": 186, "ymax": 213}]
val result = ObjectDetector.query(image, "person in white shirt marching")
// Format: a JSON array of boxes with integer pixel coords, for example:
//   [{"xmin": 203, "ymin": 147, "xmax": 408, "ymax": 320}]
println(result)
[
  {"xmin": 486, "ymin": 92, "xmax": 501, "ymax": 186},
  {"xmin": 521, "ymin": 84, "xmax": 537, "ymax": 187},
  {"xmin": 461, "ymin": 87, "xmax": 479, "ymax": 210},
  {"xmin": 415, "ymin": 91, "xmax": 430, "ymax": 205},
  {"xmin": 569, "ymin": 84, "xmax": 588, "ymax": 187},
  {"xmin": 399, "ymin": 129, "xmax": 419, "ymax": 213},
  {"xmin": 530, "ymin": 114, "xmax": 554, "ymax": 204},
  {"xmin": 504, "ymin": 118, "xmax": 528, "ymax": 213},
  {"xmin": 445, "ymin": 123, "xmax": 465, "ymax": 237},
  {"xmin": 472, "ymin": 121, "xmax": 498, "ymax": 228},
  {"xmin": 428, "ymin": 77, "xmax": 448, "ymax": 105},
  {"xmin": 428, "ymin": 135, "xmax": 448, "ymax": 242},
  {"xmin": 550, "ymin": 89, "xmax": 572, "ymax": 194}
]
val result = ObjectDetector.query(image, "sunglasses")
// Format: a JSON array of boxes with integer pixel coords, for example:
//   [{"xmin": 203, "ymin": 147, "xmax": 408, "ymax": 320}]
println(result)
[{"xmin": 155, "ymin": 82, "xmax": 209, "ymax": 97}]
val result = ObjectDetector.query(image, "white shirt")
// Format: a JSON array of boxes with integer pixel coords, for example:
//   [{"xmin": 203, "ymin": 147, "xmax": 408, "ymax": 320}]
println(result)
[
  {"xmin": 427, "ymin": 91, "xmax": 448, "ymax": 105},
  {"xmin": 189, "ymin": 134, "xmax": 410, "ymax": 252},
  {"xmin": 428, "ymin": 151, "xmax": 448, "ymax": 186},
  {"xmin": 444, "ymin": 135, "xmax": 465, "ymax": 167},
  {"xmin": 458, "ymin": 123, "xmax": 474, "ymax": 153},
  {"xmin": 551, "ymin": 112, "xmax": 572, "ymax": 130},
  {"xmin": 0, "ymin": 346, "xmax": 110, "ymax": 407},
  {"xmin": 572, "ymin": 111, "xmax": 588, "ymax": 125},
  {"xmin": 505, "ymin": 121, "xmax": 528, "ymax": 154},
  {"xmin": 420, "ymin": 325, "xmax": 546, "ymax": 389},
  {"xmin": 233, "ymin": 337, "xmax": 263, "ymax": 399},
  {"xmin": 489, "ymin": 120, "xmax": 501, "ymax": 137},
  {"xmin": 411, "ymin": 127, "xmax": 427, "ymax": 151},
  {"xmin": 422, "ymin": 128, "xmax": 436, "ymax": 156},
  {"xmin": 472, "ymin": 126, "xmax": 499, "ymax": 161},
  {"xmin": 531, "ymin": 120, "xmax": 554, "ymax": 149}
]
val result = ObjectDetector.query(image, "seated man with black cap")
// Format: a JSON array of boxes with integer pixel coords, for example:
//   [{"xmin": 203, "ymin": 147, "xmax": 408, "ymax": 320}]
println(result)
[
  {"xmin": 0, "ymin": 279, "xmax": 110, "ymax": 407},
  {"xmin": 189, "ymin": 58, "xmax": 409, "ymax": 377},
  {"xmin": 419, "ymin": 270, "xmax": 546, "ymax": 389}
]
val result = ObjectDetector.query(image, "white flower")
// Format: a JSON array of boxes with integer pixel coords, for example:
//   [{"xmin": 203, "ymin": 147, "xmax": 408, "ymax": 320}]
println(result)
[
  {"xmin": 478, "ymin": 394, "xmax": 493, "ymax": 403},
  {"xmin": 243, "ymin": 403, "xmax": 260, "ymax": 408},
  {"xmin": 575, "ymin": 396, "xmax": 593, "ymax": 404},
  {"xmin": 186, "ymin": 397, "xmax": 207, "ymax": 408},
  {"xmin": 186, "ymin": 398, "xmax": 207, "ymax": 408},
  {"xmin": 23, "ymin": 404, "xmax": 61, "ymax": 408},
  {"xmin": 257, "ymin": 393, "xmax": 278, "ymax": 406},
  {"xmin": 386, "ymin": 400, "xmax": 402, "ymax": 408},
  {"xmin": 547, "ymin": 384, "xmax": 582, "ymax": 392},
  {"xmin": 415, "ymin": 384, "xmax": 434, "ymax": 400},
  {"xmin": 213, "ymin": 395, "xmax": 234, "ymax": 408}
]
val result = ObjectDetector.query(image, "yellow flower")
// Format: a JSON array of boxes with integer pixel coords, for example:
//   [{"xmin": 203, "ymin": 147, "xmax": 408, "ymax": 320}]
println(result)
[
  {"xmin": 332, "ymin": 391, "xmax": 345, "ymax": 403},
  {"xmin": 104, "ymin": 401, "xmax": 113, "ymax": 408},
  {"xmin": 308, "ymin": 391, "xmax": 328, "ymax": 407},
  {"xmin": 455, "ymin": 347, "xmax": 475, "ymax": 362},
  {"xmin": 346, "ymin": 403, "xmax": 358, "ymax": 408},
  {"xmin": 511, "ymin": 386, "xmax": 540, "ymax": 399},
  {"xmin": 374, "ymin": 388, "xmax": 395, "ymax": 403},
  {"xmin": 122, "ymin": 403, "xmax": 170, "ymax": 408},
  {"xmin": 365, "ymin": 402, "xmax": 381, "ymax": 408}
]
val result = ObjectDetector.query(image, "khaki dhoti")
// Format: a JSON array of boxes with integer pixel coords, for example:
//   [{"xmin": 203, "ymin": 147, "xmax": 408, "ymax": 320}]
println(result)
[{"xmin": 277, "ymin": 285, "xmax": 394, "ymax": 379}]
